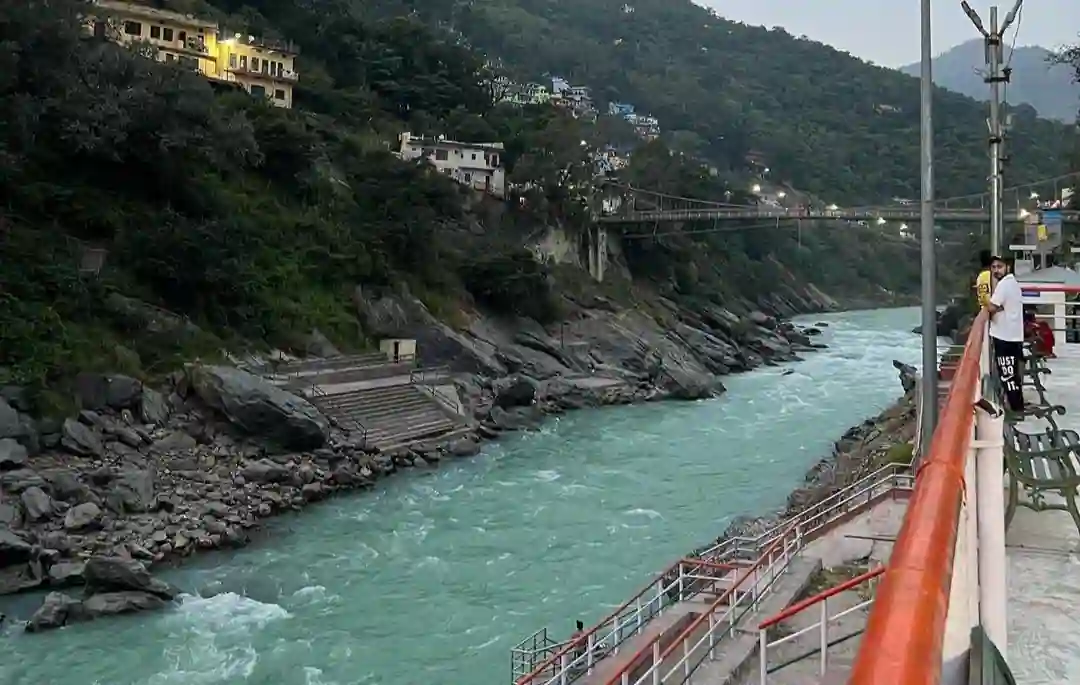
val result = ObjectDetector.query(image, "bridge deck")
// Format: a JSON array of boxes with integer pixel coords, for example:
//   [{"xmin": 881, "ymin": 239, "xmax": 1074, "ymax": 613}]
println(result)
[
  {"xmin": 1008, "ymin": 345, "xmax": 1080, "ymax": 684},
  {"xmin": 598, "ymin": 207, "xmax": 1079, "ymax": 224}
]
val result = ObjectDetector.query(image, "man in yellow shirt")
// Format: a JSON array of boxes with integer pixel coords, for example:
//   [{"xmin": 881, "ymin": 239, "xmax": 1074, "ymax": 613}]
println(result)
[{"xmin": 975, "ymin": 249, "xmax": 993, "ymax": 309}]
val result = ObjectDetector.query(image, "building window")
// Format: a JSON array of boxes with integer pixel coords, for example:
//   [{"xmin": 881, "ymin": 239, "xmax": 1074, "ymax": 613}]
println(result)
[
  {"xmin": 262, "ymin": 60, "xmax": 270, "ymax": 74},
  {"xmin": 150, "ymin": 25, "xmax": 160, "ymax": 39},
  {"xmin": 464, "ymin": 173, "xmax": 472, "ymax": 182},
  {"xmin": 229, "ymin": 54, "xmax": 237, "ymax": 68},
  {"xmin": 239, "ymin": 55, "xmax": 247, "ymax": 69},
  {"xmin": 178, "ymin": 31, "xmax": 186, "ymax": 43},
  {"xmin": 164, "ymin": 53, "xmax": 175, "ymax": 62},
  {"xmin": 435, "ymin": 149, "xmax": 449, "ymax": 161},
  {"xmin": 471, "ymin": 153, "xmax": 477, "ymax": 160},
  {"xmin": 277, "ymin": 62, "xmax": 284, "ymax": 76},
  {"xmin": 274, "ymin": 89, "xmax": 285, "ymax": 100},
  {"xmin": 250, "ymin": 84, "xmax": 267, "ymax": 98},
  {"xmin": 163, "ymin": 27, "xmax": 173, "ymax": 41},
  {"xmin": 251, "ymin": 57, "xmax": 259, "ymax": 71},
  {"xmin": 123, "ymin": 21, "xmax": 141, "ymax": 36},
  {"xmin": 491, "ymin": 155, "xmax": 500, "ymax": 167}
]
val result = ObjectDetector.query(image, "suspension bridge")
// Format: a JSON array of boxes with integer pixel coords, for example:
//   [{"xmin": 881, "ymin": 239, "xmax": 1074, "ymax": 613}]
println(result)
[{"xmin": 597, "ymin": 172, "xmax": 1079, "ymax": 227}]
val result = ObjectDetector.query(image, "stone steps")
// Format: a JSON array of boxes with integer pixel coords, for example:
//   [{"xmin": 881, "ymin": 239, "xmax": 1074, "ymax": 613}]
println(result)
[
  {"xmin": 312, "ymin": 384, "xmax": 465, "ymax": 449},
  {"xmin": 272, "ymin": 352, "xmax": 389, "ymax": 376}
]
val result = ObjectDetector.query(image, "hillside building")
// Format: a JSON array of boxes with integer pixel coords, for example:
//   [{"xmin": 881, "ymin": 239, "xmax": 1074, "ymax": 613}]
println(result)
[
  {"xmin": 398, "ymin": 133, "xmax": 506, "ymax": 199},
  {"xmin": 85, "ymin": 0, "xmax": 299, "ymax": 108}
]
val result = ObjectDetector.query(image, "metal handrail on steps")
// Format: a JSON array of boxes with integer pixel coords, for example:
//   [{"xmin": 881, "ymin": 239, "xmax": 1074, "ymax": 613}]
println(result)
[
  {"xmin": 409, "ymin": 365, "xmax": 459, "ymax": 412},
  {"xmin": 756, "ymin": 566, "xmax": 884, "ymax": 683},
  {"xmin": 308, "ymin": 383, "xmax": 368, "ymax": 446},
  {"xmin": 698, "ymin": 462, "xmax": 914, "ymax": 562},
  {"xmin": 511, "ymin": 461, "xmax": 915, "ymax": 685},
  {"xmin": 601, "ymin": 525, "xmax": 804, "ymax": 685}
]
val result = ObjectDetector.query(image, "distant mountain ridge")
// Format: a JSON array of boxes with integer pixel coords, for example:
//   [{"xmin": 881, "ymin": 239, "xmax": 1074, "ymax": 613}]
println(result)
[{"xmin": 900, "ymin": 38, "xmax": 1078, "ymax": 122}]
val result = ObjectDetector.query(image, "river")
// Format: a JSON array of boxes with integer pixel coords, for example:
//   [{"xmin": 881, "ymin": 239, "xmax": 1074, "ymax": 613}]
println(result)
[{"xmin": 0, "ymin": 307, "xmax": 927, "ymax": 685}]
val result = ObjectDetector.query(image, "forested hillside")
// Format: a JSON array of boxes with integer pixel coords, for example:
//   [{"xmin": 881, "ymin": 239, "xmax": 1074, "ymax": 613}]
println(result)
[
  {"xmin": 2, "ymin": 0, "xmax": 1075, "ymax": 405},
  {"xmin": 360, "ymin": 0, "xmax": 1075, "ymax": 203}
]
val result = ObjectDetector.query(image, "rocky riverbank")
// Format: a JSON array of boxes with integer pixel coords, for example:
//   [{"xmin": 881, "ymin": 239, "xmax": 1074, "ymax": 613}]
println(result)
[{"xmin": 0, "ymin": 292, "xmax": 831, "ymax": 631}]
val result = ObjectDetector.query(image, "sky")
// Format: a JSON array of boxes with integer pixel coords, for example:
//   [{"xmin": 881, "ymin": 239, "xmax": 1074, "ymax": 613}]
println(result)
[{"xmin": 699, "ymin": 0, "xmax": 1078, "ymax": 67}]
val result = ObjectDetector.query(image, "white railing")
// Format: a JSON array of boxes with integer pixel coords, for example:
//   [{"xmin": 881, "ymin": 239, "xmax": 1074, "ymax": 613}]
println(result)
[
  {"xmin": 698, "ymin": 463, "xmax": 914, "ymax": 563},
  {"xmin": 511, "ymin": 556, "xmax": 743, "ymax": 685},
  {"xmin": 608, "ymin": 525, "xmax": 805, "ymax": 685},
  {"xmin": 757, "ymin": 566, "xmax": 883, "ymax": 683},
  {"xmin": 512, "ymin": 462, "xmax": 915, "ymax": 685}
]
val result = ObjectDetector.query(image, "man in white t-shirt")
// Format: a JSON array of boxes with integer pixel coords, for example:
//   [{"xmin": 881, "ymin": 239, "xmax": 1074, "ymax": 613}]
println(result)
[{"xmin": 985, "ymin": 255, "xmax": 1024, "ymax": 410}]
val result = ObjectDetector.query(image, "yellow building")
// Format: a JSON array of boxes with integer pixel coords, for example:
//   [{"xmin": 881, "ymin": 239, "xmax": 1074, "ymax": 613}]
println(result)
[
  {"xmin": 216, "ymin": 34, "xmax": 300, "ymax": 109},
  {"xmin": 86, "ymin": 1, "xmax": 299, "ymax": 109},
  {"xmin": 88, "ymin": 0, "xmax": 220, "ymax": 77}
]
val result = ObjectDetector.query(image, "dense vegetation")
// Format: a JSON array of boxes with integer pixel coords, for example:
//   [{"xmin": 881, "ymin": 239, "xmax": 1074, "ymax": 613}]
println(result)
[
  {"xmin": 1, "ymin": 0, "xmax": 578, "ymax": 393},
  {"xmin": 902, "ymin": 39, "xmax": 1078, "ymax": 123},
  {"xmin": 361, "ymin": 0, "xmax": 1075, "ymax": 203},
  {"xmin": 2, "ymin": 0, "xmax": 1076, "ymax": 405}
]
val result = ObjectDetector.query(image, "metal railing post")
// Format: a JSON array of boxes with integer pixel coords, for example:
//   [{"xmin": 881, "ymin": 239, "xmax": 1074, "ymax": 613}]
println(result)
[
  {"xmin": 651, "ymin": 641, "xmax": 661, "ymax": 685},
  {"xmin": 819, "ymin": 598, "xmax": 829, "ymax": 676},
  {"xmin": 708, "ymin": 612, "xmax": 717, "ymax": 660},
  {"xmin": 759, "ymin": 629, "xmax": 769, "ymax": 685}
]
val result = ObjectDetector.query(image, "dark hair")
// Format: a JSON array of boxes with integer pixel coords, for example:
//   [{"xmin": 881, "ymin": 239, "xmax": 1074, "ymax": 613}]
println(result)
[{"xmin": 979, "ymin": 249, "xmax": 993, "ymax": 268}]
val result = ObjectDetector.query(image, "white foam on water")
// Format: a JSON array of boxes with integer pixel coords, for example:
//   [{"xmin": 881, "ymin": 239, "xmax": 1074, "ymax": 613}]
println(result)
[{"xmin": 146, "ymin": 593, "xmax": 289, "ymax": 684}]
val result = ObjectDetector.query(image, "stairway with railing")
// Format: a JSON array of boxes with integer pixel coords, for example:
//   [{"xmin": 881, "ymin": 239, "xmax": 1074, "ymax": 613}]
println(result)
[{"xmin": 510, "ymin": 462, "xmax": 914, "ymax": 685}]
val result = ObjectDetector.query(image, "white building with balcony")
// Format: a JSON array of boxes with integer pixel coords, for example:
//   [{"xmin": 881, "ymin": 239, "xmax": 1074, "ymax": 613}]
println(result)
[{"xmin": 398, "ymin": 133, "xmax": 506, "ymax": 199}]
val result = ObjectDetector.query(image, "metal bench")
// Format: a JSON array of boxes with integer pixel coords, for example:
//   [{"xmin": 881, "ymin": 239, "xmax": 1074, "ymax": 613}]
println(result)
[
  {"xmin": 1003, "ymin": 423, "xmax": 1080, "ymax": 537},
  {"xmin": 987, "ymin": 368, "xmax": 1065, "ymax": 429}
]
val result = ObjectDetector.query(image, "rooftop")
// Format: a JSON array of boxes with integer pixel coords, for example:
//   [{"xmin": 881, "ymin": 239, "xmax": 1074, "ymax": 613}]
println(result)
[
  {"xmin": 399, "ymin": 133, "xmax": 504, "ymax": 151},
  {"xmin": 92, "ymin": 0, "xmax": 217, "ymax": 30}
]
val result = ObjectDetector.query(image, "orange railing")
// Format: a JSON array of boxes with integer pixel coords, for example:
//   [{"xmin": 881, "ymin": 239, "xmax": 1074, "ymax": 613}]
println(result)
[{"xmin": 848, "ymin": 310, "xmax": 988, "ymax": 685}]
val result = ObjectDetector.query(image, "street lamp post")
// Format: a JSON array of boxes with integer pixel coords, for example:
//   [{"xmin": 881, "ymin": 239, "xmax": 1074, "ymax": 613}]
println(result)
[{"xmin": 919, "ymin": 0, "xmax": 938, "ymax": 445}]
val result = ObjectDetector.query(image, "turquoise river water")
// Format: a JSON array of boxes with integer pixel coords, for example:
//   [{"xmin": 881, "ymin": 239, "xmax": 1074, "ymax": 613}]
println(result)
[{"xmin": 0, "ymin": 307, "xmax": 929, "ymax": 685}]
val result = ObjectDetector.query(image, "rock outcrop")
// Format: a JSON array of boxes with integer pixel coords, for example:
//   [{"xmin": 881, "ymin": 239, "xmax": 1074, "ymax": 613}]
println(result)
[
  {"xmin": 26, "ymin": 556, "xmax": 178, "ymax": 632},
  {"xmin": 189, "ymin": 365, "xmax": 329, "ymax": 450}
]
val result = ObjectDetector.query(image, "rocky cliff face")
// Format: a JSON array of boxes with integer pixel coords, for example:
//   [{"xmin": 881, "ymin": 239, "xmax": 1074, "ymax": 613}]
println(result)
[{"xmin": 354, "ymin": 283, "xmax": 831, "ymax": 403}]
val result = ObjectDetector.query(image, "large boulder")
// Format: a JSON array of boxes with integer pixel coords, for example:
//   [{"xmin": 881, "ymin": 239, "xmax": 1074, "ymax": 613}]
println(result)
[
  {"xmin": 0, "ymin": 399, "xmax": 22, "ymax": 439},
  {"xmin": 493, "ymin": 376, "xmax": 538, "ymax": 408},
  {"xmin": 74, "ymin": 373, "xmax": 143, "ymax": 411},
  {"xmin": 26, "ymin": 592, "xmax": 83, "ymax": 632},
  {"xmin": 83, "ymin": 556, "xmax": 177, "ymax": 600},
  {"xmin": 0, "ymin": 527, "xmax": 31, "ymax": 567},
  {"xmin": 189, "ymin": 365, "xmax": 329, "ymax": 450},
  {"xmin": 0, "ymin": 439, "xmax": 27, "ymax": 470},
  {"xmin": 60, "ymin": 419, "xmax": 103, "ymax": 457}
]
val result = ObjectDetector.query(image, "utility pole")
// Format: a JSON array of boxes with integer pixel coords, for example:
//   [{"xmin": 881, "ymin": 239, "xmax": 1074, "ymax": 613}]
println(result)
[
  {"xmin": 918, "ymin": 0, "xmax": 937, "ymax": 446},
  {"xmin": 962, "ymin": 0, "xmax": 1025, "ymax": 255}
]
